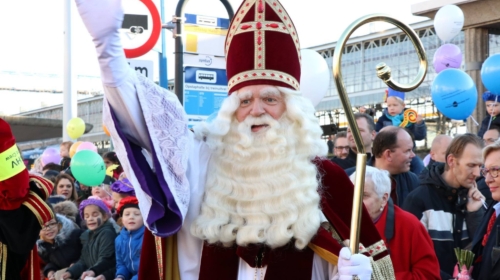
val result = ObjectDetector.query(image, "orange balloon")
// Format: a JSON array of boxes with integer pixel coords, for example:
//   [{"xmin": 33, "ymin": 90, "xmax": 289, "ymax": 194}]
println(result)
[
  {"xmin": 103, "ymin": 124, "xmax": 110, "ymax": 137},
  {"xmin": 69, "ymin": 141, "xmax": 82, "ymax": 158}
]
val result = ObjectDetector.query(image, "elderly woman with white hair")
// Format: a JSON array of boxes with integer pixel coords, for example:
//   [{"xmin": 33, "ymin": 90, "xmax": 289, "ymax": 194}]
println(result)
[{"xmin": 350, "ymin": 166, "xmax": 440, "ymax": 279}]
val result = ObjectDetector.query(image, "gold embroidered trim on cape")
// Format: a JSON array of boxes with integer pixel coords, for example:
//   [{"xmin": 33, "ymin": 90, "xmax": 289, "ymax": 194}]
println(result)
[
  {"xmin": 308, "ymin": 242, "xmax": 339, "ymax": 265},
  {"xmin": 0, "ymin": 243, "xmax": 6, "ymax": 280},
  {"xmin": 228, "ymin": 70, "xmax": 299, "ymax": 91},
  {"xmin": 154, "ymin": 236, "xmax": 164, "ymax": 280},
  {"xmin": 371, "ymin": 254, "xmax": 396, "ymax": 280}
]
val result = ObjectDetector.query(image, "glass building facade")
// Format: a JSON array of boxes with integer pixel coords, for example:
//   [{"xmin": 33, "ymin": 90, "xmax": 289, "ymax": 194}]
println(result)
[{"xmin": 313, "ymin": 20, "xmax": 500, "ymax": 149}]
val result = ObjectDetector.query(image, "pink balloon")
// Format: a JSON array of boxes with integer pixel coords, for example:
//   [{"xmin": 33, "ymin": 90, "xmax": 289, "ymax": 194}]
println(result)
[
  {"xmin": 76, "ymin": 142, "xmax": 98, "ymax": 153},
  {"xmin": 433, "ymin": 44, "xmax": 462, "ymax": 73},
  {"xmin": 41, "ymin": 148, "xmax": 61, "ymax": 166}
]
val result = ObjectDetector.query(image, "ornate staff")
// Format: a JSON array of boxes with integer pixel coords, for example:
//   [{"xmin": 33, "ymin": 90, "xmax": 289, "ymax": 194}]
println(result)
[{"xmin": 332, "ymin": 14, "xmax": 428, "ymax": 254}]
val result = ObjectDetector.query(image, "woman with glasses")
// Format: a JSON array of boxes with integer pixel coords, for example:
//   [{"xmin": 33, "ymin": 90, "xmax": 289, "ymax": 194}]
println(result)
[
  {"xmin": 37, "ymin": 214, "xmax": 83, "ymax": 280},
  {"xmin": 472, "ymin": 141, "xmax": 500, "ymax": 279}
]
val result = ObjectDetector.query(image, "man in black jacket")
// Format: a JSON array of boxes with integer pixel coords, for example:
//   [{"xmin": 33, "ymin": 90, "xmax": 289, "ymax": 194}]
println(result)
[
  {"xmin": 403, "ymin": 133, "xmax": 486, "ymax": 279},
  {"xmin": 345, "ymin": 126, "xmax": 419, "ymax": 207}
]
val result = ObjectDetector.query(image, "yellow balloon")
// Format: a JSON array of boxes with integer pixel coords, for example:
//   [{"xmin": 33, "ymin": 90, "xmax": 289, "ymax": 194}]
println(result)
[
  {"xmin": 67, "ymin": 117, "xmax": 86, "ymax": 139},
  {"xmin": 69, "ymin": 141, "xmax": 82, "ymax": 158}
]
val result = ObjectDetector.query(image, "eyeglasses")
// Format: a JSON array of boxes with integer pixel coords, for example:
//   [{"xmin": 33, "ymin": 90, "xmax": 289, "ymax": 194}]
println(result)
[
  {"xmin": 335, "ymin": 146, "xmax": 350, "ymax": 151},
  {"xmin": 481, "ymin": 166, "xmax": 500, "ymax": 178},
  {"xmin": 42, "ymin": 222, "xmax": 59, "ymax": 231},
  {"xmin": 484, "ymin": 138, "xmax": 499, "ymax": 146}
]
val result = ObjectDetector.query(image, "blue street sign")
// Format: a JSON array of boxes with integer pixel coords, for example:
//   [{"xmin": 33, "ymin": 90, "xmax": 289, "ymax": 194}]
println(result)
[{"xmin": 184, "ymin": 66, "xmax": 228, "ymax": 127}]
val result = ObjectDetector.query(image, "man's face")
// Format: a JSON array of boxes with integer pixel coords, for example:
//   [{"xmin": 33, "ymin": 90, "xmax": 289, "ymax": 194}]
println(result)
[
  {"xmin": 234, "ymin": 85, "xmax": 286, "ymax": 132},
  {"xmin": 347, "ymin": 118, "xmax": 375, "ymax": 151},
  {"xmin": 449, "ymin": 144, "xmax": 483, "ymax": 188},
  {"xmin": 334, "ymin": 137, "xmax": 349, "ymax": 159},
  {"xmin": 483, "ymin": 129, "xmax": 500, "ymax": 146},
  {"xmin": 387, "ymin": 130, "xmax": 415, "ymax": 173}
]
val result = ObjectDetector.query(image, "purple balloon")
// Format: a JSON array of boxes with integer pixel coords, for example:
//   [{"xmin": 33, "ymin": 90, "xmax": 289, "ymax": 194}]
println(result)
[
  {"xmin": 433, "ymin": 44, "xmax": 462, "ymax": 73},
  {"xmin": 423, "ymin": 154, "xmax": 431, "ymax": 167},
  {"xmin": 41, "ymin": 148, "xmax": 61, "ymax": 166},
  {"xmin": 76, "ymin": 141, "xmax": 98, "ymax": 153}
]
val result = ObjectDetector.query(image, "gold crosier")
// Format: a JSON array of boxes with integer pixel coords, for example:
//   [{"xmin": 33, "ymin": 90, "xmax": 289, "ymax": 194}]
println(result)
[{"xmin": 332, "ymin": 14, "xmax": 428, "ymax": 254}]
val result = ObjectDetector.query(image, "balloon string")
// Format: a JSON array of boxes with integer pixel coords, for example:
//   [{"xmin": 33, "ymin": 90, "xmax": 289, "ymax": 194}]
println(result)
[{"xmin": 470, "ymin": 116, "xmax": 479, "ymax": 126}]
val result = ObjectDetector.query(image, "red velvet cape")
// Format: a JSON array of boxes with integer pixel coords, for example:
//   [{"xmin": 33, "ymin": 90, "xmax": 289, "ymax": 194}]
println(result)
[{"xmin": 139, "ymin": 158, "xmax": 390, "ymax": 279}]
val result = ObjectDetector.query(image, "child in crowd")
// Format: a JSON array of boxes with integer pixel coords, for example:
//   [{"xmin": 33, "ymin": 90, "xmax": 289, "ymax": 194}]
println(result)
[
  {"xmin": 103, "ymin": 152, "xmax": 124, "ymax": 180},
  {"xmin": 114, "ymin": 197, "xmax": 144, "ymax": 280},
  {"xmin": 61, "ymin": 199, "xmax": 117, "ymax": 280},
  {"xmin": 375, "ymin": 88, "xmax": 426, "ymax": 174},
  {"xmin": 59, "ymin": 141, "xmax": 73, "ymax": 158},
  {"xmin": 478, "ymin": 91, "xmax": 500, "ymax": 138},
  {"xmin": 110, "ymin": 178, "xmax": 136, "ymax": 209},
  {"xmin": 37, "ymin": 214, "xmax": 83, "ymax": 280},
  {"xmin": 375, "ymin": 88, "xmax": 427, "ymax": 140},
  {"xmin": 91, "ymin": 175, "xmax": 116, "ymax": 210}
]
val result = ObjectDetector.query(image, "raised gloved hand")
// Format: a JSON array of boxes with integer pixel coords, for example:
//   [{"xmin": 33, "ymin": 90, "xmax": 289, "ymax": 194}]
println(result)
[
  {"xmin": 74, "ymin": 0, "xmax": 130, "ymax": 87},
  {"xmin": 337, "ymin": 247, "xmax": 372, "ymax": 280}
]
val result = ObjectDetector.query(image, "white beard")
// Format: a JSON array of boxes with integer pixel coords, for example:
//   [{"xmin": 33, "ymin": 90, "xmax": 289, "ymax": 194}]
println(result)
[{"xmin": 191, "ymin": 109, "xmax": 324, "ymax": 249}]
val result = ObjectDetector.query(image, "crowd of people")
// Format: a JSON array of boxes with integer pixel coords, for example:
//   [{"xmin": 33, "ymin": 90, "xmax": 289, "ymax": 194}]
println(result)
[
  {"xmin": 30, "ymin": 144, "xmax": 143, "ymax": 280},
  {"xmin": 3, "ymin": 0, "xmax": 500, "ymax": 279},
  {"xmin": 328, "ymin": 99, "xmax": 500, "ymax": 278}
]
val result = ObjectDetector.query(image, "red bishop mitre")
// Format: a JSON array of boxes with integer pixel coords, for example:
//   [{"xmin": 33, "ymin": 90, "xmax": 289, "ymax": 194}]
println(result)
[
  {"xmin": 225, "ymin": 0, "xmax": 301, "ymax": 93},
  {"xmin": 0, "ymin": 118, "xmax": 53, "ymax": 225}
]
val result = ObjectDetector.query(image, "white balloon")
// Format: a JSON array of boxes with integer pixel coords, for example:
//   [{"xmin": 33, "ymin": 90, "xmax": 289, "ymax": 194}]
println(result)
[
  {"xmin": 300, "ymin": 49, "xmax": 330, "ymax": 107},
  {"xmin": 434, "ymin": 5, "xmax": 464, "ymax": 42}
]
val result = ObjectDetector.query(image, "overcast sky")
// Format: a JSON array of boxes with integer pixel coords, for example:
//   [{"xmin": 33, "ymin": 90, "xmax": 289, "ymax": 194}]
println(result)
[
  {"xmin": 0, "ymin": 0, "xmax": 427, "ymax": 80},
  {"xmin": 0, "ymin": 0, "xmax": 432, "ymax": 115}
]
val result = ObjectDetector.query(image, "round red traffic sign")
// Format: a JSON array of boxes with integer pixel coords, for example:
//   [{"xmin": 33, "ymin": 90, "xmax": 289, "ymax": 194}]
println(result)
[{"xmin": 123, "ymin": 0, "xmax": 161, "ymax": 58}]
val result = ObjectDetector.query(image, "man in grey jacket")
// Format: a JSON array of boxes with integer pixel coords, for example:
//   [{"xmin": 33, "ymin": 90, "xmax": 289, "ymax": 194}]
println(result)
[{"xmin": 403, "ymin": 133, "xmax": 486, "ymax": 279}]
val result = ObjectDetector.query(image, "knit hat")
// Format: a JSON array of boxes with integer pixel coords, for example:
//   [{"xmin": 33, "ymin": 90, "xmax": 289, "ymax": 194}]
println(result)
[
  {"xmin": 385, "ymin": 88, "xmax": 405, "ymax": 101},
  {"xmin": 483, "ymin": 91, "xmax": 500, "ymax": 102},
  {"xmin": 79, "ymin": 198, "xmax": 111, "ymax": 219},
  {"xmin": 110, "ymin": 178, "xmax": 135, "ymax": 196},
  {"xmin": 0, "ymin": 118, "xmax": 30, "ymax": 210},
  {"xmin": 225, "ymin": 0, "xmax": 301, "ymax": 93},
  {"xmin": 116, "ymin": 196, "xmax": 140, "ymax": 217}
]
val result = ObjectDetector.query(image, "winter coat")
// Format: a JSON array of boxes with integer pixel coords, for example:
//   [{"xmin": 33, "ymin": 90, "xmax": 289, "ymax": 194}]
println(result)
[
  {"xmin": 115, "ymin": 225, "xmax": 145, "ymax": 280},
  {"xmin": 471, "ymin": 202, "xmax": 500, "ymax": 280},
  {"xmin": 478, "ymin": 114, "xmax": 500, "ymax": 138},
  {"xmin": 375, "ymin": 108, "xmax": 427, "ymax": 141},
  {"xmin": 66, "ymin": 219, "xmax": 117, "ymax": 280},
  {"xmin": 402, "ymin": 162, "xmax": 485, "ymax": 279},
  {"xmin": 37, "ymin": 214, "xmax": 83, "ymax": 277}
]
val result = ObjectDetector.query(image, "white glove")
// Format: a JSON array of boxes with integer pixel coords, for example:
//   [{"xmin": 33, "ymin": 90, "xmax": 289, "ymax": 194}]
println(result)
[
  {"xmin": 74, "ymin": 0, "xmax": 130, "ymax": 87},
  {"xmin": 337, "ymin": 247, "xmax": 372, "ymax": 280}
]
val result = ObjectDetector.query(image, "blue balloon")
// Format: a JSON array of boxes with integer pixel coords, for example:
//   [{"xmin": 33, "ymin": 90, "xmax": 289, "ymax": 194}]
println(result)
[
  {"xmin": 481, "ymin": 54, "xmax": 500, "ymax": 94},
  {"xmin": 431, "ymin": 69, "xmax": 477, "ymax": 120}
]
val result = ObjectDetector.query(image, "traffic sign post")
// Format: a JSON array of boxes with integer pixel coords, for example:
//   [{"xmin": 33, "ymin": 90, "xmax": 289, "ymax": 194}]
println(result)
[
  {"xmin": 127, "ymin": 59, "xmax": 154, "ymax": 80},
  {"xmin": 120, "ymin": 0, "xmax": 161, "ymax": 58},
  {"xmin": 182, "ymin": 14, "xmax": 230, "ymax": 126},
  {"xmin": 184, "ymin": 67, "xmax": 227, "ymax": 127}
]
